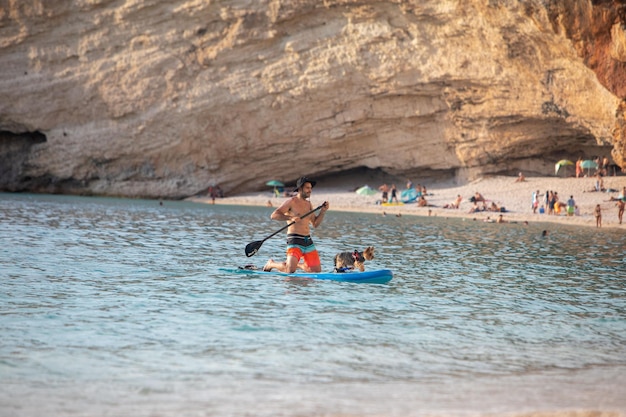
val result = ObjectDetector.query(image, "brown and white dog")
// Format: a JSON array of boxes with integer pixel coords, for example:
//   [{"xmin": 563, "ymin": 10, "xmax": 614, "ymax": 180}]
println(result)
[{"xmin": 333, "ymin": 246, "xmax": 375, "ymax": 272}]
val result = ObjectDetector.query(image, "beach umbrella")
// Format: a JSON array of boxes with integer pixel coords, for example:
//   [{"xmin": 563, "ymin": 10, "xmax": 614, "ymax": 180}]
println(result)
[
  {"xmin": 266, "ymin": 180, "xmax": 284, "ymax": 197},
  {"xmin": 580, "ymin": 160, "xmax": 598, "ymax": 176},
  {"xmin": 554, "ymin": 159, "xmax": 574, "ymax": 176},
  {"xmin": 356, "ymin": 185, "xmax": 377, "ymax": 196},
  {"xmin": 265, "ymin": 180, "xmax": 284, "ymax": 187}
]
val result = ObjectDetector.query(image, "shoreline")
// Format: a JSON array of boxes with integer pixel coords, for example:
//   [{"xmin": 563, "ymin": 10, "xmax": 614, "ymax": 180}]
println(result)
[{"xmin": 188, "ymin": 175, "xmax": 626, "ymax": 230}]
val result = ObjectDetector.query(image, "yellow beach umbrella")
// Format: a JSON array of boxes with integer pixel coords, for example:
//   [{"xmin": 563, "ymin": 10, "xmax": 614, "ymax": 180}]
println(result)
[{"xmin": 555, "ymin": 159, "xmax": 574, "ymax": 175}]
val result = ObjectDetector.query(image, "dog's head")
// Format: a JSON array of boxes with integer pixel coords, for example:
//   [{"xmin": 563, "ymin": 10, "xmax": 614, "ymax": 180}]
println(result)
[{"xmin": 363, "ymin": 246, "xmax": 375, "ymax": 260}]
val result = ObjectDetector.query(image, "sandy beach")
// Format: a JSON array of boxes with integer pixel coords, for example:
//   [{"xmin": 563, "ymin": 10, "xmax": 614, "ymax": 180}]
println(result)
[{"xmin": 189, "ymin": 174, "xmax": 626, "ymax": 230}]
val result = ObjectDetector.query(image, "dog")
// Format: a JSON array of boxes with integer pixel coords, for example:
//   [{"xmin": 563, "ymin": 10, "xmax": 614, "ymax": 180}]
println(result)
[{"xmin": 333, "ymin": 246, "xmax": 375, "ymax": 272}]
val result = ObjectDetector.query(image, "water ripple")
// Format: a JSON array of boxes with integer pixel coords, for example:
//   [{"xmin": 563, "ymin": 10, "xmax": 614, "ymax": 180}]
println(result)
[{"xmin": 1, "ymin": 194, "xmax": 625, "ymax": 416}]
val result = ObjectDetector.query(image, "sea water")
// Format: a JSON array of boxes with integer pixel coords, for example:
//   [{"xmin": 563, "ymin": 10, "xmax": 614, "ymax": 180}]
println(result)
[{"xmin": 1, "ymin": 193, "xmax": 625, "ymax": 417}]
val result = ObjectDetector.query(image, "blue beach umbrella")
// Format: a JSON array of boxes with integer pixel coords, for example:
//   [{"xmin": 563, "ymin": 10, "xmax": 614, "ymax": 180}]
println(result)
[
  {"xmin": 580, "ymin": 160, "xmax": 598, "ymax": 176},
  {"xmin": 266, "ymin": 180, "xmax": 284, "ymax": 196},
  {"xmin": 265, "ymin": 180, "xmax": 284, "ymax": 187}
]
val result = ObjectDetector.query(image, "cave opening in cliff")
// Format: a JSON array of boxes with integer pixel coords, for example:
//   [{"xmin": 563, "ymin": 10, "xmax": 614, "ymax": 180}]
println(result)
[
  {"xmin": 314, "ymin": 166, "xmax": 458, "ymax": 189},
  {"xmin": 0, "ymin": 129, "xmax": 47, "ymax": 144},
  {"xmin": 0, "ymin": 130, "xmax": 48, "ymax": 192}
]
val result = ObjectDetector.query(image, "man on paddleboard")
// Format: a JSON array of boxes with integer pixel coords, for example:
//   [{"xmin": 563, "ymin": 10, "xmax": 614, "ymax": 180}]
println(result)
[{"xmin": 263, "ymin": 176, "xmax": 329, "ymax": 273}]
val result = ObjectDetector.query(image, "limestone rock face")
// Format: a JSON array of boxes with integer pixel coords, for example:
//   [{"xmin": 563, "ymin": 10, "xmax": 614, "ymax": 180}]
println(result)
[
  {"xmin": 0, "ymin": 0, "xmax": 624, "ymax": 197},
  {"xmin": 544, "ymin": 0, "xmax": 626, "ymax": 168}
]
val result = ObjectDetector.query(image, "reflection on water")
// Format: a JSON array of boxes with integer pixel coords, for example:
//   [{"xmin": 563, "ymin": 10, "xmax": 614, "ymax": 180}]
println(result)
[{"xmin": 1, "ymin": 193, "xmax": 625, "ymax": 417}]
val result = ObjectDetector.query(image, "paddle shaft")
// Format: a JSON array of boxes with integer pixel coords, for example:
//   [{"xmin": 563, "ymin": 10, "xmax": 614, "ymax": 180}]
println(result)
[
  {"xmin": 262, "ymin": 203, "xmax": 325, "ymax": 242},
  {"xmin": 245, "ymin": 203, "xmax": 326, "ymax": 257}
]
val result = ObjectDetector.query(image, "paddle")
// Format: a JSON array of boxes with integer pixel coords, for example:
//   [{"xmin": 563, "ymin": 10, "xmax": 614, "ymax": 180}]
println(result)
[{"xmin": 245, "ymin": 203, "xmax": 326, "ymax": 257}]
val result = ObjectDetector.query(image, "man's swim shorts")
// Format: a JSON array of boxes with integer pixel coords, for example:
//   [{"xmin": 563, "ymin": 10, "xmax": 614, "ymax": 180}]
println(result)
[{"xmin": 286, "ymin": 234, "xmax": 321, "ymax": 268}]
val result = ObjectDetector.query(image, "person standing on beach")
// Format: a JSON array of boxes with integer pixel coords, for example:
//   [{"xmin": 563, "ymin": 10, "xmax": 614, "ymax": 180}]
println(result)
[
  {"xmin": 566, "ymin": 195, "xmax": 576, "ymax": 216},
  {"xmin": 263, "ymin": 177, "xmax": 329, "ymax": 273},
  {"xmin": 208, "ymin": 186, "xmax": 217, "ymax": 204},
  {"xmin": 616, "ymin": 200, "xmax": 624, "ymax": 225},
  {"xmin": 390, "ymin": 184, "xmax": 399, "ymax": 203},
  {"xmin": 532, "ymin": 190, "xmax": 540, "ymax": 214},
  {"xmin": 575, "ymin": 157, "xmax": 583, "ymax": 178},
  {"xmin": 378, "ymin": 184, "xmax": 389, "ymax": 204},
  {"xmin": 594, "ymin": 204, "xmax": 602, "ymax": 228}
]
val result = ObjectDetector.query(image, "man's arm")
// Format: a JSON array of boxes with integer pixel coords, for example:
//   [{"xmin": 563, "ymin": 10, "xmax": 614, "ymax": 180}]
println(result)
[
  {"xmin": 270, "ymin": 199, "xmax": 294, "ymax": 221},
  {"xmin": 311, "ymin": 201, "xmax": 329, "ymax": 228}
]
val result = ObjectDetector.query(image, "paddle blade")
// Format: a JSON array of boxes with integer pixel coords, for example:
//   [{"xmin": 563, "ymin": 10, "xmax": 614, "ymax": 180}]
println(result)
[{"xmin": 245, "ymin": 240, "xmax": 263, "ymax": 257}]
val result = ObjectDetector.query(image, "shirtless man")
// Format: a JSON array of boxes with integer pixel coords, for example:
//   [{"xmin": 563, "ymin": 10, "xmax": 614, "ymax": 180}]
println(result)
[{"xmin": 263, "ymin": 177, "xmax": 329, "ymax": 273}]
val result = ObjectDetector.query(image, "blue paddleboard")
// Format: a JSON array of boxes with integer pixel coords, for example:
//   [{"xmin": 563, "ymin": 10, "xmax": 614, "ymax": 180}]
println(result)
[{"xmin": 222, "ymin": 268, "xmax": 393, "ymax": 284}]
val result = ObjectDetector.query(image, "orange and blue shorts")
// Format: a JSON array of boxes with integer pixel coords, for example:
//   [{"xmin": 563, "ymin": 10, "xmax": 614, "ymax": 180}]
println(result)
[{"xmin": 286, "ymin": 234, "xmax": 320, "ymax": 268}]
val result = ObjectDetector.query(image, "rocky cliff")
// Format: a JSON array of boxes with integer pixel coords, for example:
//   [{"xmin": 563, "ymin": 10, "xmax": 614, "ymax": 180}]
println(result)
[{"xmin": 1, "ymin": 0, "xmax": 624, "ymax": 198}]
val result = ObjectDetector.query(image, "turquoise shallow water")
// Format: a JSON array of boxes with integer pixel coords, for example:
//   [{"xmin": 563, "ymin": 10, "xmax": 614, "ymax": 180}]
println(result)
[{"xmin": 1, "ymin": 193, "xmax": 625, "ymax": 417}]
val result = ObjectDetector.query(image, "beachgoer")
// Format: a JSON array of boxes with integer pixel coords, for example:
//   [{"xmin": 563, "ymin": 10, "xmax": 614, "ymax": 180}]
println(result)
[
  {"xmin": 473, "ymin": 192, "xmax": 485, "ymax": 202},
  {"xmin": 612, "ymin": 186, "xmax": 626, "ymax": 202},
  {"xmin": 378, "ymin": 184, "xmax": 389, "ymax": 204},
  {"xmin": 595, "ymin": 173, "xmax": 604, "ymax": 192},
  {"xmin": 444, "ymin": 195, "xmax": 462, "ymax": 209},
  {"xmin": 263, "ymin": 177, "xmax": 329, "ymax": 273},
  {"xmin": 390, "ymin": 184, "xmax": 398, "ymax": 203},
  {"xmin": 406, "ymin": 179, "xmax": 413, "ymax": 189},
  {"xmin": 496, "ymin": 214, "xmax": 507, "ymax": 223},
  {"xmin": 575, "ymin": 157, "xmax": 582, "ymax": 178},
  {"xmin": 417, "ymin": 195, "xmax": 428, "ymax": 207},
  {"xmin": 515, "ymin": 172, "xmax": 526, "ymax": 182},
  {"xmin": 566, "ymin": 195, "xmax": 575, "ymax": 216},
  {"xmin": 594, "ymin": 204, "xmax": 602, "ymax": 228},
  {"xmin": 617, "ymin": 200, "xmax": 624, "ymax": 225},
  {"xmin": 554, "ymin": 200, "xmax": 567, "ymax": 215},
  {"xmin": 209, "ymin": 186, "xmax": 217, "ymax": 204},
  {"xmin": 547, "ymin": 191, "xmax": 555, "ymax": 215},
  {"xmin": 532, "ymin": 190, "xmax": 540, "ymax": 214}
]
